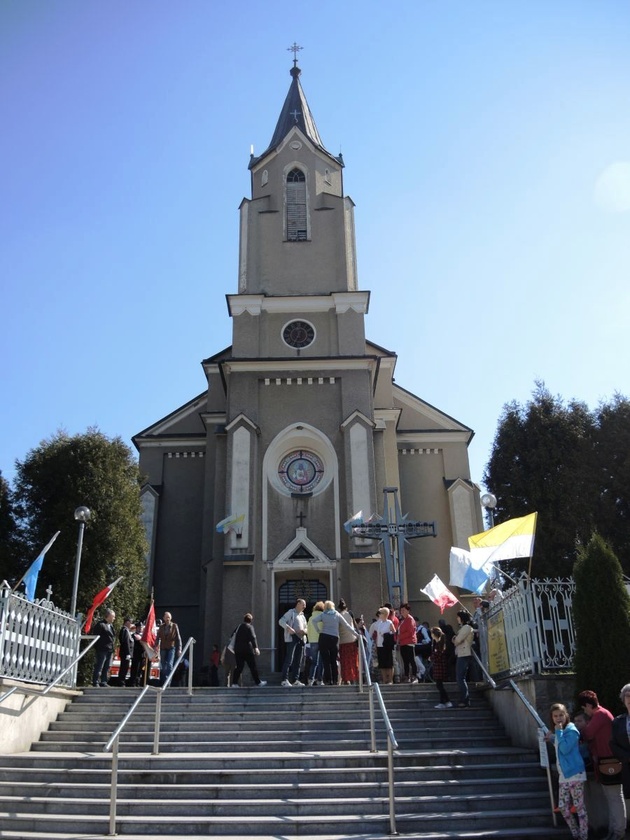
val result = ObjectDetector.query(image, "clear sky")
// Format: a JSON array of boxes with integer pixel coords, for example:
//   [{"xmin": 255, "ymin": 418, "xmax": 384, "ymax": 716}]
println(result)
[{"xmin": 2, "ymin": 1, "xmax": 629, "ymax": 500}]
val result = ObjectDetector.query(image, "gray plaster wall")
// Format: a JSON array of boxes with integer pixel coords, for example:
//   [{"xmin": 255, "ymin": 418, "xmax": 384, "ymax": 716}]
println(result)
[{"xmin": 0, "ymin": 681, "xmax": 77, "ymax": 754}]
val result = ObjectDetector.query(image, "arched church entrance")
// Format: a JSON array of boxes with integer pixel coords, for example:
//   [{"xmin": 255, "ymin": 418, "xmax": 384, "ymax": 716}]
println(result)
[{"xmin": 276, "ymin": 574, "xmax": 328, "ymax": 671}]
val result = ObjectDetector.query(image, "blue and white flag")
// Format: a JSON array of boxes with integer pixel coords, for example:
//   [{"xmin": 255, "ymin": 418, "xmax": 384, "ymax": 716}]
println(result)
[
  {"xmin": 22, "ymin": 531, "xmax": 61, "ymax": 601},
  {"xmin": 449, "ymin": 546, "xmax": 491, "ymax": 594},
  {"xmin": 343, "ymin": 510, "xmax": 364, "ymax": 534}
]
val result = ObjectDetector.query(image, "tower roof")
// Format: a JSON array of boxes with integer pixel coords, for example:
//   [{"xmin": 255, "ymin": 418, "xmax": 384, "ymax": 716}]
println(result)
[{"xmin": 249, "ymin": 62, "xmax": 342, "ymax": 168}]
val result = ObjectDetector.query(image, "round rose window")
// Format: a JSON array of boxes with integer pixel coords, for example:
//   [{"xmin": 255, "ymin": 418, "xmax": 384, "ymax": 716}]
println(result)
[{"xmin": 278, "ymin": 450, "xmax": 324, "ymax": 493}]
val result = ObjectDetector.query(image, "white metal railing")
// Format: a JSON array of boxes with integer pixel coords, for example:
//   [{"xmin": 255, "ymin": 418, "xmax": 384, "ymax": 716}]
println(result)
[
  {"xmin": 0, "ymin": 581, "xmax": 82, "ymax": 686},
  {"xmin": 103, "ymin": 637, "xmax": 195, "ymax": 837},
  {"xmin": 0, "ymin": 635, "xmax": 99, "ymax": 710},
  {"xmin": 478, "ymin": 577, "xmax": 575, "ymax": 680}
]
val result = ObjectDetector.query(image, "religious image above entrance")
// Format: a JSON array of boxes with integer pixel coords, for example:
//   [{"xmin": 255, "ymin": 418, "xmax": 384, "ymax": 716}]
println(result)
[{"xmin": 277, "ymin": 450, "xmax": 324, "ymax": 494}]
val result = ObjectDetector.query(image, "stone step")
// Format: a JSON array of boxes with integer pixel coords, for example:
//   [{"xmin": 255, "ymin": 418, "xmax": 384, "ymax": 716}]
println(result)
[
  {"xmin": 57, "ymin": 706, "xmax": 495, "ymax": 718},
  {"xmin": 49, "ymin": 709, "xmax": 497, "ymax": 731},
  {"xmin": 0, "ymin": 758, "xmax": 544, "ymax": 785},
  {"xmin": 2, "ymin": 825, "xmax": 571, "ymax": 840},
  {"xmin": 69, "ymin": 685, "xmax": 477, "ymax": 706},
  {"xmin": 0, "ymin": 832, "xmax": 571, "ymax": 840},
  {"xmin": 0, "ymin": 788, "xmax": 550, "ymax": 817},
  {"xmin": 0, "ymin": 805, "xmax": 561, "ymax": 836},
  {"xmin": 0, "ymin": 773, "xmax": 548, "ymax": 798},
  {"xmin": 31, "ymin": 734, "xmax": 514, "ymax": 753},
  {"xmin": 38, "ymin": 725, "xmax": 508, "ymax": 743},
  {"xmin": 0, "ymin": 747, "xmax": 541, "ymax": 771}
]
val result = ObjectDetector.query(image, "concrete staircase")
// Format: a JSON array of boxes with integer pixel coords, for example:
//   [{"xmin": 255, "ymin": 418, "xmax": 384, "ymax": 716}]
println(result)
[{"xmin": 0, "ymin": 683, "xmax": 569, "ymax": 839}]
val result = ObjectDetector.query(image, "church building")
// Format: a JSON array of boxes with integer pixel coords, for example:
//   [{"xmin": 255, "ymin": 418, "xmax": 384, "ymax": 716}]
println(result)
[{"xmin": 134, "ymin": 58, "xmax": 483, "ymax": 672}]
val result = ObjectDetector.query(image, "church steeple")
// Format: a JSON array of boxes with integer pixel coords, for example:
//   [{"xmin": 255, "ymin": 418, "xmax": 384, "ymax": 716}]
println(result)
[
  {"xmin": 238, "ymin": 54, "xmax": 358, "ymax": 297},
  {"xmin": 249, "ymin": 49, "xmax": 341, "ymax": 169}
]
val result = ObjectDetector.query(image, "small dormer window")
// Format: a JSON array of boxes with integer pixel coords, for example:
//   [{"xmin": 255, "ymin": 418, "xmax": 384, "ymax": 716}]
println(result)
[{"xmin": 286, "ymin": 168, "xmax": 307, "ymax": 241}]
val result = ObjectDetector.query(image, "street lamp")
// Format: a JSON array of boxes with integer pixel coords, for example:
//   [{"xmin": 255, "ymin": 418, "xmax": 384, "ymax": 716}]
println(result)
[
  {"xmin": 70, "ymin": 506, "xmax": 91, "ymax": 619},
  {"xmin": 480, "ymin": 492, "xmax": 497, "ymax": 528}
]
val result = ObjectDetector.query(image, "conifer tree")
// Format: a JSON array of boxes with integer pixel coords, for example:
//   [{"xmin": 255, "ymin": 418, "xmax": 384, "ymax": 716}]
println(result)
[{"xmin": 573, "ymin": 533, "xmax": 630, "ymax": 713}]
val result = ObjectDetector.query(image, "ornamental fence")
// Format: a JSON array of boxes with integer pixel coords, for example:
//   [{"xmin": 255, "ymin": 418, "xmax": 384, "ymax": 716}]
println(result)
[
  {"xmin": 477, "ymin": 576, "xmax": 576, "ymax": 681},
  {"xmin": 0, "ymin": 581, "xmax": 82, "ymax": 687}
]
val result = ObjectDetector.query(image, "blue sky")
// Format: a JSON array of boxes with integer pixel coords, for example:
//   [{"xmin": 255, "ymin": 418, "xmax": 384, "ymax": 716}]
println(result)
[{"xmin": 2, "ymin": 1, "xmax": 629, "ymax": 499}]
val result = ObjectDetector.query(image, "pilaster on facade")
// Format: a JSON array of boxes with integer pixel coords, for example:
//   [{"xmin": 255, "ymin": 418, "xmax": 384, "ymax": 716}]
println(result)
[
  {"xmin": 446, "ymin": 477, "xmax": 483, "ymax": 547},
  {"xmin": 140, "ymin": 485, "xmax": 160, "ymax": 583},
  {"xmin": 222, "ymin": 414, "xmax": 261, "ymax": 550},
  {"xmin": 340, "ymin": 410, "xmax": 377, "ymax": 545}
]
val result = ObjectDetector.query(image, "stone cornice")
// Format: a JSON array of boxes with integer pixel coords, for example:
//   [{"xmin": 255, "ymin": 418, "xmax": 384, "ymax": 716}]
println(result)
[
  {"xmin": 219, "ymin": 357, "xmax": 378, "ymax": 375},
  {"xmin": 226, "ymin": 291, "xmax": 369, "ymax": 317}
]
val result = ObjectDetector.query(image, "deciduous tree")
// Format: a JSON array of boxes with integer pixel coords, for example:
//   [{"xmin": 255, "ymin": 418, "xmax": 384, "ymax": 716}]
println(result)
[{"xmin": 12, "ymin": 429, "xmax": 148, "ymax": 623}]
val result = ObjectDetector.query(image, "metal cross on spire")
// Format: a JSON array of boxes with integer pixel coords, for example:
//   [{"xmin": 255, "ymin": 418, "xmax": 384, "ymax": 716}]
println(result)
[{"xmin": 287, "ymin": 42, "xmax": 303, "ymax": 66}]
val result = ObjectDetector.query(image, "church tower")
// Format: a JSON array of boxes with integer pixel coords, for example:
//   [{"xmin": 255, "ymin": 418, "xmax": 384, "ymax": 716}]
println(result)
[{"xmin": 134, "ymin": 58, "xmax": 483, "ymax": 674}]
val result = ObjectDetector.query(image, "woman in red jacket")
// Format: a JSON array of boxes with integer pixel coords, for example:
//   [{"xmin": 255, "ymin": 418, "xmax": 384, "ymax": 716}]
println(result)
[{"xmin": 398, "ymin": 604, "xmax": 419, "ymax": 684}]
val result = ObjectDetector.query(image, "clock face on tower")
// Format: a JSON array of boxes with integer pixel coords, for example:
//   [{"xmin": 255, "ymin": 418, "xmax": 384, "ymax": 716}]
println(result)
[
  {"xmin": 282, "ymin": 320, "xmax": 315, "ymax": 349},
  {"xmin": 278, "ymin": 450, "xmax": 324, "ymax": 493}
]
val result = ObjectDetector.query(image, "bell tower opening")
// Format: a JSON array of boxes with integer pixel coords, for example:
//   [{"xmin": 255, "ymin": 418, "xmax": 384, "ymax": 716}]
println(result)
[{"xmin": 286, "ymin": 167, "xmax": 307, "ymax": 241}]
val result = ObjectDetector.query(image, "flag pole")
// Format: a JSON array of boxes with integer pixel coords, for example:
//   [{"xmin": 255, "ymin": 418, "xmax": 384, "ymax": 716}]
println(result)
[{"xmin": 483, "ymin": 560, "xmax": 519, "ymax": 587}]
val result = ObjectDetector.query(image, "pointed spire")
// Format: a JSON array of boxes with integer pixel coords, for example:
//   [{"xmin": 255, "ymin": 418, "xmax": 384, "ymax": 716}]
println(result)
[{"xmin": 250, "ymin": 48, "xmax": 339, "ymax": 167}]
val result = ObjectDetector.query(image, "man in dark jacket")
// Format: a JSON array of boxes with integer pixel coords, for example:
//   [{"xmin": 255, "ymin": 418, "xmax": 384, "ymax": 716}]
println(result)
[
  {"xmin": 231, "ymin": 613, "xmax": 266, "ymax": 687},
  {"xmin": 610, "ymin": 684, "xmax": 630, "ymax": 828},
  {"xmin": 117, "ymin": 617, "xmax": 135, "ymax": 686},
  {"xmin": 92, "ymin": 609, "xmax": 116, "ymax": 687}
]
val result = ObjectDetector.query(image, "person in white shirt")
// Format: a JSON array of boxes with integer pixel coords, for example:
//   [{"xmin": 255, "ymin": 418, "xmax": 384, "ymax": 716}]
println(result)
[
  {"xmin": 368, "ymin": 607, "xmax": 396, "ymax": 685},
  {"xmin": 278, "ymin": 599, "xmax": 308, "ymax": 686}
]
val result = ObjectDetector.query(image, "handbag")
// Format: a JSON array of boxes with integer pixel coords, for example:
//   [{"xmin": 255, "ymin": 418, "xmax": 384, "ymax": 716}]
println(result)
[
  {"xmin": 382, "ymin": 632, "xmax": 396, "ymax": 651},
  {"xmin": 226, "ymin": 626, "xmax": 238, "ymax": 654},
  {"xmin": 598, "ymin": 756, "xmax": 623, "ymax": 783}
]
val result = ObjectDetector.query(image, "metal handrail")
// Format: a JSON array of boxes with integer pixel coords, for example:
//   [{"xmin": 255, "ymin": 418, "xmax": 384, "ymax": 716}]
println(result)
[
  {"xmin": 0, "ymin": 635, "xmax": 99, "ymax": 709},
  {"xmin": 472, "ymin": 649, "xmax": 556, "ymax": 826},
  {"xmin": 103, "ymin": 636, "xmax": 195, "ymax": 837},
  {"xmin": 357, "ymin": 635, "xmax": 399, "ymax": 835}
]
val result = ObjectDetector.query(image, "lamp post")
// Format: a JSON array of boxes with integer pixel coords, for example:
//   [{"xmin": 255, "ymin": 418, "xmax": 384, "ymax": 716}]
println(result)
[
  {"xmin": 70, "ymin": 506, "xmax": 91, "ymax": 619},
  {"xmin": 480, "ymin": 492, "xmax": 497, "ymax": 529}
]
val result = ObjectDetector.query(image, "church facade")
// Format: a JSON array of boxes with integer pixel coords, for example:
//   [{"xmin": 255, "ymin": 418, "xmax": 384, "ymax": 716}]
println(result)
[{"xmin": 134, "ymin": 61, "xmax": 483, "ymax": 672}]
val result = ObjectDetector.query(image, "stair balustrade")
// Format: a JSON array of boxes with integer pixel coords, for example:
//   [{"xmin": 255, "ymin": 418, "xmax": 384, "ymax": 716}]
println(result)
[{"xmin": 103, "ymin": 635, "xmax": 195, "ymax": 836}]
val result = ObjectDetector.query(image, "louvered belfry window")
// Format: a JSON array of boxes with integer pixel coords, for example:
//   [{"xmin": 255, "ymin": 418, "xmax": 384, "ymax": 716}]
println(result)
[{"xmin": 286, "ymin": 168, "xmax": 307, "ymax": 241}]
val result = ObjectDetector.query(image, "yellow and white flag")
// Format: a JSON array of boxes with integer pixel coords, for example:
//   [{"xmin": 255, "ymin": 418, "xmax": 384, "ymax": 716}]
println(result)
[
  {"xmin": 216, "ymin": 513, "xmax": 245, "ymax": 534},
  {"xmin": 468, "ymin": 512, "xmax": 537, "ymax": 566}
]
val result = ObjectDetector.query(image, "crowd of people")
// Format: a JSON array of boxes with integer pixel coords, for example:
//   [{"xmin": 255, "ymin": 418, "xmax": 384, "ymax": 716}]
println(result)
[
  {"xmin": 90, "ymin": 597, "xmax": 482, "ymax": 702},
  {"xmin": 544, "ymin": 687, "xmax": 630, "ymax": 840},
  {"xmin": 221, "ymin": 597, "xmax": 480, "ymax": 711},
  {"xmin": 91, "ymin": 609, "xmax": 184, "ymax": 688}
]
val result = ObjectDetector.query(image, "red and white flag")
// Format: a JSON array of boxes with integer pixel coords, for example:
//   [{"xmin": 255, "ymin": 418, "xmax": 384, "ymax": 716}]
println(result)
[
  {"xmin": 140, "ymin": 600, "xmax": 158, "ymax": 659},
  {"xmin": 83, "ymin": 576, "xmax": 123, "ymax": 632},
  {"xmin": 420, "ymin": 574, "xmax": 459, "ymax": 613}
]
